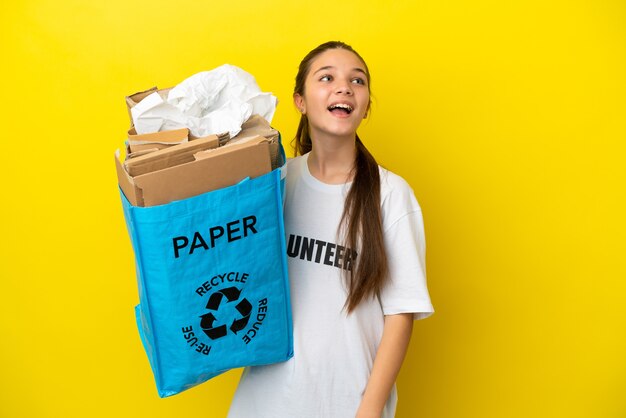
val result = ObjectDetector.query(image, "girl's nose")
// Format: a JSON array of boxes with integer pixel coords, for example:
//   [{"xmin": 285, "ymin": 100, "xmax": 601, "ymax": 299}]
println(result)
[{"xmin": 335, "ymin": 81, "xmax": 353, "ymax": 95}]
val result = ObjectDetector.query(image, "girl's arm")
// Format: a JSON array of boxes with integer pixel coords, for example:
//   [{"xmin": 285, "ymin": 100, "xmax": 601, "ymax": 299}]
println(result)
[{"xmin": 356, "ymin": 313, "xmax": 414, "ymax": 418}]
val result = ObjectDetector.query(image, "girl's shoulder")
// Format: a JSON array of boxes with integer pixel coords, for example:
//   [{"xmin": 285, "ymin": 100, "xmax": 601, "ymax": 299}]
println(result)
[
  {"xmin": 285, "ymin": 154, "xmax": 305, "ymax": 164},
  {"xmin": 284, "ymin": 155, "xmax": 307, "ymax": 185},
  {"xmin": 378, "ymin": 166, "xmax": 417, "ymax": 202},
  {"xmin": 285, "ymin": 154, "xmax": 306, "ymax": 170},
  {"xmin": 378, "ymin": 166, "xmax": 422, "ymax": 226}
]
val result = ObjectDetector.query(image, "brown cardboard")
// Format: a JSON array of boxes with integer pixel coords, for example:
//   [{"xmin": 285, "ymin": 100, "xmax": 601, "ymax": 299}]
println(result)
[
  {"xmin": 124, "ymin": 134, "xmax": 221, "ymax": 177},
  {"xmin": 127, "ymin": 127, "xmax": 189, "ymax": 153},
  {"xmin": 233, "ymin": 114, "xmax": 279, "ymax": 142},
  {"xmin": 229, "ymin": 115, "xmax": 280, "ymax": 167},
  {"xmin": 125, "ymin": 87, "xmax": 172, "ymax": 126},
  {"xmin": 194, "ymin": 136, "xmax": 268, "ymax": 160},
  {"xmin": 115, "ymin": 150, "xmax": 143, "ymax": 206},
  {"xmin": 129, "ymin": 142, "xmax": 174, "ymax": 153},
  {"xmin": 190, "ymin": 131, "xmax": 230, "ymax": 144},
  {"xmin": 127, "ymin": 148, "xmax": 161, "ymax": 159},
  {"xmin": 128, "ymin": 126, "xmax": 189, "ymax": 144},
  {"xmin": 115, "ymin": 139, "xmax": 272, "ymax": 207},
  {"xmin": 125, "ymin": 87, "xmax": 157, "ymax": 126},
  {"xmin": 125, "ymin": 86, "xmax": 158, "ymax": 107}
]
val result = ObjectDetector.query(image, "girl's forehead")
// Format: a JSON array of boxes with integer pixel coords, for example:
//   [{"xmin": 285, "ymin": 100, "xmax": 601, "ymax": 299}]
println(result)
[{"xmin": 308, "ymin": 49, "xmax": 367, "ymax": 74}]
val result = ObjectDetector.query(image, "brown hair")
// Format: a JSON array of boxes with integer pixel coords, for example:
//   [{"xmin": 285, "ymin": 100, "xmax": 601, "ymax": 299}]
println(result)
[{"xmin": 293, "ymin": 41, "xmax": 388, "ymax": 313}]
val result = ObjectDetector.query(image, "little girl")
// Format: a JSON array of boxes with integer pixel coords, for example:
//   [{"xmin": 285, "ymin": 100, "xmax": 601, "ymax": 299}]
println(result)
[{"xmin": 228, "ymin": 41, "xmax": 434, "ymax": 418}]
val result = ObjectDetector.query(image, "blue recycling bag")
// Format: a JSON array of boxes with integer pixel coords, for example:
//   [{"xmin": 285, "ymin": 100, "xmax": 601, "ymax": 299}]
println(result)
[{"xmin": 120, "ymin": 146, "xmax": 293, "ymax": 397}]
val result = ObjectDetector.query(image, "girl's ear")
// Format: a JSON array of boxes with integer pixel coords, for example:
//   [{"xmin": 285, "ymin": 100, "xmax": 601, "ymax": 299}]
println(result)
[{"xmin": 294, "ymin": 93, "xmax": 306, "ymax": 115}]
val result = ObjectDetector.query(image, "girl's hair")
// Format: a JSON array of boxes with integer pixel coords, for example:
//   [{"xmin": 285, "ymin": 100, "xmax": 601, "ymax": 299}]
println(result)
[{"xmin": 293, "ymin": 41, "xmax": 388, "ymax": 313}]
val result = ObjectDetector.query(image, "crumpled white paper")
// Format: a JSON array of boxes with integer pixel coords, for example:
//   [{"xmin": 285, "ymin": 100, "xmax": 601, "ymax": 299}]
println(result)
[{"xmin": 131, "ymin": 64, "xmax": 277, "ymax": 138}]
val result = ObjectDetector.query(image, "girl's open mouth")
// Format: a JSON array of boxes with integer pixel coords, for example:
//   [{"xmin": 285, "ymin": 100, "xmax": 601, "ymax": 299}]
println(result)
[{"xmin": 327, "ymin": 103, "xmax": 353, "ymax": 115}]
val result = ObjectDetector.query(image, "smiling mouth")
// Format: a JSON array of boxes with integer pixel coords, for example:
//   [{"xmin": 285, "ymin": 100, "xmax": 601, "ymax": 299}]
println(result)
[{"xmin": 327, "ymin": 103, "xmax": 353, "ymax": 115}]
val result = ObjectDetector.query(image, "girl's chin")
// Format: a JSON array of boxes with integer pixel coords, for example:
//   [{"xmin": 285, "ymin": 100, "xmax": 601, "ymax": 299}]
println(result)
[{"xmin": 314, "ymin": 131, "xmax": 358, "ymax": 141}]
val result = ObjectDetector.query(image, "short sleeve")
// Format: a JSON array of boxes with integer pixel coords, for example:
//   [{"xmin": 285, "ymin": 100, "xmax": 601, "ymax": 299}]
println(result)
[{"xmin": 379, "ymin": 179, "xmax": 434, "ymax": 320}]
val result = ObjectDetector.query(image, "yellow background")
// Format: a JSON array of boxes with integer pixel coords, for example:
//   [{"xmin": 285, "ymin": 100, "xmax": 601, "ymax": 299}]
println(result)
[{"xmin": 1, "ymin": 0, "xmax": 625, "ymax": 417}]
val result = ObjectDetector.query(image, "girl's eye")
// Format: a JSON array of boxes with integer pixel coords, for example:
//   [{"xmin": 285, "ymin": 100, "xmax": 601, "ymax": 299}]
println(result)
[
  {"xmin": 352, "ymin": 78, "xmax": 365, "ymax": 85},
  {"xmin": 320, "ymin": 75, "xmax": 332, "ymax": 82}
]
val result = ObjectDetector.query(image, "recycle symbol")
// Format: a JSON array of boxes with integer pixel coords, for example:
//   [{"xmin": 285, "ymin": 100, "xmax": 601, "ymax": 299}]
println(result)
[{"xmin": 199, "ymin": 287, "xmax": 252, "ymax": 340}]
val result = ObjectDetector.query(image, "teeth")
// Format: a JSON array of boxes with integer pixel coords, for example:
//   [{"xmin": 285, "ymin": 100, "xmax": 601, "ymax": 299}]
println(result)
[{"xmin": 329, "ymin": 104, "xmax": 353, "ymax": 112}]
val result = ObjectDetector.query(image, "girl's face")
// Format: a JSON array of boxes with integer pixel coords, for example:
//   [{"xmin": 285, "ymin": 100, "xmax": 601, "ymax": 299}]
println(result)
[{"xmin": 294, "ymin": 48, "xmax": 370, "ymax": 142}]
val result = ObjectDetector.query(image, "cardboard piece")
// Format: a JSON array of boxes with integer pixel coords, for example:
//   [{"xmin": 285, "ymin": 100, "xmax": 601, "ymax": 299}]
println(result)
[
  {"xmin": 233, "ymin": 114, "xmax": 279, "ymax": 142},
  {"xmin": 127, "ymin": 127, "xmax": 189, "ymax": 153},
  {"xmin": 115, "ymin": 136, "xmax": 272, "ymax": 207},
  {"xmin": 124, "ymin": 134, "xmax": 221, "ymax": 177},
  {"xmin": 229, "ymin": 115, "xmax": 281, "ymax": 168},
  {"xmin": 194, "ymin": 136, "xmax": 268, "ymax": 160},
  {"xmin": 115, "ymin": 149, "xmax": 142, "ymax": 206},
  {"xmin": 127, "ymin": 148, "xmax": 161, "ymax": 159},
  {"xmin": 125, "ymin": 87, "xmax": 157, "ymax": 127},
  {"xmin": 125, "ymin": 87, "xmax": 171, "ymax": 125}
]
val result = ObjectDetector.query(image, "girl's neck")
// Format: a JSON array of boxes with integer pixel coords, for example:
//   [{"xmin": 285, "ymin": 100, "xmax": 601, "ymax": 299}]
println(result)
[{"xmin": 308, "ymin": 134, "xmax": 357, "ymax": 185}]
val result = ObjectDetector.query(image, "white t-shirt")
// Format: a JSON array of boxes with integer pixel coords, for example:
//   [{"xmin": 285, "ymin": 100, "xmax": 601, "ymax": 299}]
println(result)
[{"xmin": 228, "ymin": 153, "xmax": 433, "ymax": 418}]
